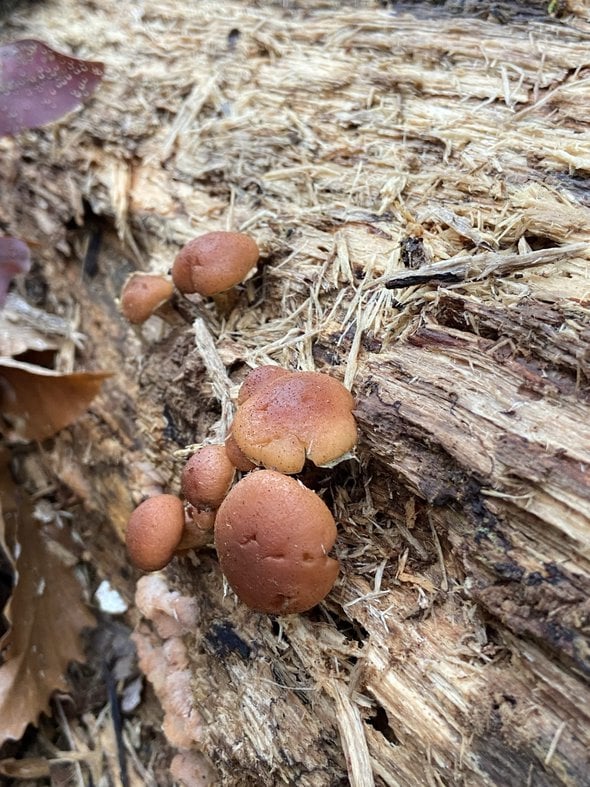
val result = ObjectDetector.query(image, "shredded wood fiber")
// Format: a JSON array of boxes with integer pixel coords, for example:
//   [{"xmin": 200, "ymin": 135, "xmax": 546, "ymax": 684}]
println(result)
[{"xmin": 1, "ymin": 0, "xmax": 589, "ymax": 785}]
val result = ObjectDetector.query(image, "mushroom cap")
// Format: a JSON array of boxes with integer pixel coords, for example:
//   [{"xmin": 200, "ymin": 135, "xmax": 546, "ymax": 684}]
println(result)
[
  {"xmin": 214, "ymin": 470, "xmax": 339, "ymax": 614},
  {"xmin": 237, "ymin": 365, "xmax": 291, "ymax": 406},
  {"xmin": 180, "ymin": 444, "xmax": 235, "ymax": 509},
  {"xmin": 231, "ymin": 370, "xmax": 357, "ymax": 474},
  {"xmin": 171, "ymin": 231, "xmax": 259, "ymax": 297},
  {"xmin": 120, "ymin": 273, "xmax": 174, "ymax": 324},
  {"xmin": 224, "ymin": 432, "xmax": 256, "ymax": 472},
  {"xmin": 125, "ymin": 494, "xmax": 184, "ymax": 571}
]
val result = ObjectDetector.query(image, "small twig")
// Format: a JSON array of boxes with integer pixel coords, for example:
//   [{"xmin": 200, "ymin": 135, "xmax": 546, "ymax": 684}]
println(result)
[
  {"xmin": 429, "ymin": 515, "xmax": 448, "ymax": 592},
  {"xmin": 3, "ymin": 292, "xmax": 86, "ymax": 347},
  {"xmin": 122, "ymin": 727, "xmax": 158, "ymax": 787},
  {"xmin": 544, "ymin": 720, "xmax": 566, "ymax": 767},
  {"xmin": 396, "ymin": 522, "xmax": 429, "ymax": 561},
  {"xmin": 385, "ymin": 242, "xmax": 587, "ymax": 289},
  {"xmin": 193, "ymin": 316, "xmax": 235, "ymax": 440},
  {"xmin": 324, "ymin": 679, "xmax": 375, "ymax": 787},
  {"xmin": 54, "ymin": 698, "xmax": 86, "ymax": 787},
  {"xmin": 104, "ymin": 662, "xmax": 129, "ymax": 787}
]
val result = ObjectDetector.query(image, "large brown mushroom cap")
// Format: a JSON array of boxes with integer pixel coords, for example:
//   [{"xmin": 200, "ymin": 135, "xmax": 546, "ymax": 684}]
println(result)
[
  {"xmin": 120, "ymin": 273, "xmax": 174, "ymax": 324},
  {"xmin": 214, "ymin": 470, "xmax": 339, "ymax": 614},
  {"xmin": 125, "ymin": 494, "xmax": 185, "ymax": 572},
  {"xmin": 180, "ymin": 444, "xmax": 236, "ymax": 509},
  {"xmin": 171, "ymin": 231, "xmax": 259, "ymax": 297},
  {"xmin": 231, "ymin": 370, "xmax": 357, "ymax": 474}
]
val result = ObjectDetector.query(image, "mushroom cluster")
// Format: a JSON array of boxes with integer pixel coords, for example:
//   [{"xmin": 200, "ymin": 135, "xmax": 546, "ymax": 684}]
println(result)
[
  {"xmin": 118, "ymin": 230, "xmax": 260, "ymax": 324},
  {"xmin": 124, "ymin": 365, "xmax": 357, "ymax": 615}
]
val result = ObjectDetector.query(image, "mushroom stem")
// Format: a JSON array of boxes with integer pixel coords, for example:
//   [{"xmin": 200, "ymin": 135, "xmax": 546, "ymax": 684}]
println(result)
[
  {"xmin": 211, "ymin": 289, "xmax": 239, "ymax": 316},
  {"xmin": 175, "ymin": 506, "xmax": 216, "ymax": 553}
]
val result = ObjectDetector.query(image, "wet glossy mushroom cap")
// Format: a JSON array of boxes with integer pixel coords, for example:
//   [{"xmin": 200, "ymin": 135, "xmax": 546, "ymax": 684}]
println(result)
[
  {"xmin": 126, "ymin": 494, "xmax": 184, "ymax": 571},
  {"xmin": 231, "ymin": 370, "xmax": 357, "ymax": 474},
  {"xmin": 120, "ymin": 273, "xmax": 174, "ymax": 324},
  {"xmin": 214, "ymin": 470, "xmax": 339, "ymax": 614},
  {"xmin": 171, "ymin": 231, "xmax": 259, "ymax": 297},
  {"xmin": 180, "ymin": 445, "xmax": 236, "ymax": 509}
]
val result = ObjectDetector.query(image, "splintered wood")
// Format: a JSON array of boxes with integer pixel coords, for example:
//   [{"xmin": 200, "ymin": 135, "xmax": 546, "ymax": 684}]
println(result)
[{"xmin": 1, "ymin": 0, "xmax": 589, "ymax": 785}]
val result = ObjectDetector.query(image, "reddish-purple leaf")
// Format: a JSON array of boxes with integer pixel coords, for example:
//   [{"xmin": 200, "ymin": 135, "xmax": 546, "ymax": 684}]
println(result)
[
  {"xmin": 0, "ymin": 39, "xmax": 104, "ymax": 137},
  {"xmin": 0, "ymin": 237, "xmax": 30, "ymax": 307}
]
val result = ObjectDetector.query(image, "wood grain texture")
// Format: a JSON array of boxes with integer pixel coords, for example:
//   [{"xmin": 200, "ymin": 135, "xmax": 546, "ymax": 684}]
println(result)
[{"xmin": 1, "ymin": 0, "xmax": 589, "ymax": 784}]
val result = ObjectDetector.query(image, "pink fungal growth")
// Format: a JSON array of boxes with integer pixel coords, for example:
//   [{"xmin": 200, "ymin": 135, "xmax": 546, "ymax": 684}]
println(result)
[
  {"xmin": 170, "ymin": 751, "xmax": 217, "ymax": 787},
  {"xmin": 0, "ymin": 39, "xmax": 104, "ymax": 137},
  {"xmin": 132, "ymin": 624, "xmax": 204, "ymax": 749},
  {"xmin": 131, "ymin": 575, "xmax": 217, "ymax": 784},
  {"xmin": 0, "ymin": 237, "xmax": 31, "ymax": 307},
  {"xmin": 134, "ymin": 574, "xmax": 199, "ymax": 639}
]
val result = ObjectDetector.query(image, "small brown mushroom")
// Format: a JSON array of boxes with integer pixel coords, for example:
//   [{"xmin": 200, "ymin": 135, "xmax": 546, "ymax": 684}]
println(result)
[
  {"xmin": 171, "ymin": 231, "xmax": 259, "ymax": 297},
  {"xmin": 231, "ymin": 369, "xmax": 357, "ymax": 474},
  {"xmin": 214, "ymin": 470, "xmax": 339, "ymax": 614},
  {"xmin": 180, "ymin": 444, "xmax": 236, "ymax": 509},
  {"xmin": 125, "ymin": 494, "xmax": 185, "ymax": 571},
  {"xmin": 120, "ymin": 272, "xmax": 174, "ymax": 324}
]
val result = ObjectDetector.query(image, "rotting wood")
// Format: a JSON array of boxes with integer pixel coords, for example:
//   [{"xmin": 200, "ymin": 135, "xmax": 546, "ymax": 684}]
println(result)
[{"xmin": 1, "ymin": 0, "xmax": 590, "ymax": 785}]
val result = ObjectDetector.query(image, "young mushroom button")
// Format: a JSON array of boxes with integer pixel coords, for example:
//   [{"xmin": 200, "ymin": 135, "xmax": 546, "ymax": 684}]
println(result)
[
  {"xmin": 172, "ymin": 231, "xmax": 259, "ymax": 297},
  {"xmin": 180, "ymin": 445, "xmax": 236, "ymax": 509},
  {"xmin": 125, "ymin": 494, "xmax": 185, "ymax": 572},
  {"xmin": 120, "ymin": 272, "xmax": 174, "ymax": 324},
  {"xmin": 214, "ymin": 470, "xmax": 340, "ymax": 615}
]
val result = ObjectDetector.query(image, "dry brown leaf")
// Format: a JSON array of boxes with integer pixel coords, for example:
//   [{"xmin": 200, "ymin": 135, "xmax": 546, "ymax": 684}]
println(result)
[
  {"xmin": 0, "ymin": 756, "xmax": 51, "ymax": 779},
  {"xmin": 0, "ymin": 751, "xmax": 97, "ymax": 779},
  {"xmin": 0, "ymin": 452, "xmax": 95, "ymax": 744},
  {"xmin": 0, "ymin": 357, "xmax": 110, "ymax": 440},
  {"xmin": 397, "ymin": 572, "xmax": 437, "ymax": 594}
]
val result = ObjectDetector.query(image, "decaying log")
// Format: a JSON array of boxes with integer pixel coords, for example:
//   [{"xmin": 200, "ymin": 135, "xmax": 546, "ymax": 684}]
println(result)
[{"xmin": 1, "ymin": 0, "xmax": 590, "ymax": 784}]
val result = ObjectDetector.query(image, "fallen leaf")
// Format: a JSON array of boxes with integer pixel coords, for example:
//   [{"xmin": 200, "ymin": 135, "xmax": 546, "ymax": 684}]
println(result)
[
  {"xmin": 0, "ymin": 237, "xmax": 31, "ymax": 307},
  {"xmin": 0, "ymin": 452, "xmax": 95, "ymax": 744},
  {"xmin": 0, "ymin": 357, "xmax": 110, "ymax": 440},
  {"xmin": 0, "ymin": 757, "xmax": 51, "ymax": 779},
  {"xmin": 0, "ymin": 751, "xmax": 97, "ymax": 779},
  {"xmin": 0, "ymin": 39, "xmax": 104, "ymax": 137}
]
